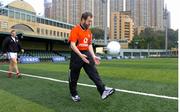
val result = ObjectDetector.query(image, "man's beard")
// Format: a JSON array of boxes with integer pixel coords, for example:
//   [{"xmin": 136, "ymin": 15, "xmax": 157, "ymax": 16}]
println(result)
[{"xmin": 82, "ymin": 23, "xmax": 90, "ymax": 30}]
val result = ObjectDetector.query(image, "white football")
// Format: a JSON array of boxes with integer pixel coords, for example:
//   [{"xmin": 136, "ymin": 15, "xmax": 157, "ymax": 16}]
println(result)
[{"xmin": 107, "ymin": 41, "xmax": 121, "ymax": 55}]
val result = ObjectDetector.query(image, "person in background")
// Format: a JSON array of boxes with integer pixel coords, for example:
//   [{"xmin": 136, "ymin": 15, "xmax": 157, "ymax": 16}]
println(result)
[{"xmin": 2, "ymin": 30, "xmax": 24, "ymax": 78}]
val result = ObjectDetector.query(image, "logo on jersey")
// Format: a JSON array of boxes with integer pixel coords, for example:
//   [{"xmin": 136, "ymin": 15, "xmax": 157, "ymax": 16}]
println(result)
[
  {"xmin": 84, "ymin": 38, "xmax": 88, "ymax": 44},
  {"xmin": 78, "ymin": 37, "xmax": 89, "ymax": 47}
]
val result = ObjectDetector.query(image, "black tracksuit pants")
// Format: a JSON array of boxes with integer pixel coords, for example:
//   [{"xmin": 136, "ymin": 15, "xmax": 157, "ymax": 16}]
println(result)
[{"xmin": 69, "ymin": 50, "xmax": 105, "ymax": 97}]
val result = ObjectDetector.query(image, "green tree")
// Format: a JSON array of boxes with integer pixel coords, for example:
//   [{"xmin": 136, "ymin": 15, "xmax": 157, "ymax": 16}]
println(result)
[
  {"xmin": 167, "ymin": 29, "xmax": 178, "ymax": 49},
  {"xmin": 140, "ymin": 28, "xmax": 155, "ymax": 49},
  {"xmin": 90, "ymin": 27, "xmax": 104, "ymax": 39},
  {"xmin": 129, "ymin": 28, "xmax": 178, "ymax": 49}
]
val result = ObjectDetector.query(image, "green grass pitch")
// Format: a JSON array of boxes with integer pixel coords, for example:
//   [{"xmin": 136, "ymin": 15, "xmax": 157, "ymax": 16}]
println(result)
[{"xmin": 0, "ymin": 58, "xmax": 178, "ymax": 112}]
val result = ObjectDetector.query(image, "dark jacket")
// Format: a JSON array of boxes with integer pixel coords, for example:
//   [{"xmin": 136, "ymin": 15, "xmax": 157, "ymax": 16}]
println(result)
[{"xmin": 2, "ymin": 36, "xmax": 22, "ymax": 53}]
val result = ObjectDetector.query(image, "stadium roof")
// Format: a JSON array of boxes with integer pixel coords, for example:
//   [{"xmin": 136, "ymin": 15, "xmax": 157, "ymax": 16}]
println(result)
[{"xmin": 7, "ymin": 0, "xmax": 36, "ymax": 13}]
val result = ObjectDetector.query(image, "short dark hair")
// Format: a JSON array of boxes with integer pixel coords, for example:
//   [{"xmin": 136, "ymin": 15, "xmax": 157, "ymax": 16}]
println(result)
[
  {"xmin": 81, "ymin": 12, "xmax": 93, "ymax": 20},
  {"xmin": 11, "ymin": 30, "xmax": 16, "ymax": 33}
]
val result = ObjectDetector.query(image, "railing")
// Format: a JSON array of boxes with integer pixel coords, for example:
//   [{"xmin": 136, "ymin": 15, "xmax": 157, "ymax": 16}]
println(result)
[
  {"xmin": 120, "ymin": 49, "xmax": 169, "ymax": 52},
  {"xmin": 93, "ymin": 39, "xmax": 128, "ymax": 45}
]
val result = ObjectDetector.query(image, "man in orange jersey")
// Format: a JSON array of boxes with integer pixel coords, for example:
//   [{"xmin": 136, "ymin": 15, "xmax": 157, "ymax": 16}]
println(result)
[{"xmin": 68, "ymin": 12, "xmax": 115, "ymax": 102}]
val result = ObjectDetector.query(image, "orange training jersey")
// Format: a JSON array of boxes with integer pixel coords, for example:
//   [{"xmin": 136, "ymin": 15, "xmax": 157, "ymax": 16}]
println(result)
[{"xmin": 68, "ymin": 24, "xmax": 92, "ymax": 51}]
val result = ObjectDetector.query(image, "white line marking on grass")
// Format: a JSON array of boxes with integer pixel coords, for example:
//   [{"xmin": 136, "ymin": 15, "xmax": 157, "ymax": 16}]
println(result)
[{"xmin": 0, "ymin": 69, "xmax": 178, "ymax": 101}]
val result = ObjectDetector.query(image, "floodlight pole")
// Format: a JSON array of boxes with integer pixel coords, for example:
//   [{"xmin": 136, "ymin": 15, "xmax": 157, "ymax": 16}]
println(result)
[
  {"xmin": 102, "ymin": 0, "xmax": 108, "ymax": 45},
  {"xmin": 164, "ymin": 5, "xmax": 168, "ymax": 56}
]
